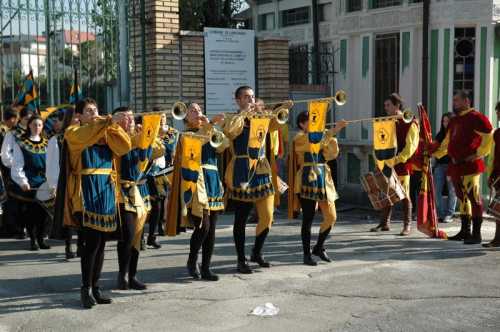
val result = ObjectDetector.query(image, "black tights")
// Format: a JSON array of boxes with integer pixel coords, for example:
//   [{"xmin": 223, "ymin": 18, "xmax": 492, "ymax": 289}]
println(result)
[
  {"xmin": 233, "ymin": 201, "xmax": 254, "ymax": 262},
  {"xmin": 23, "ymin": 201, "xmax": 48, "ymax": 243},
  {"xmin": 117, "ymin": 210, "xmax": 140, "ymax": 279},
  {"xmin": 188, "ymin": 210, "xmax": 218, "ymax": 269},
  {"xmin": 80, "ymin": 227, "xmax": 106, "ymax": 288},
  {"xmin": 300, "ymin": 198, "xmax": 330, "ymax": 255},
  {"xmin": 148, "ymin": 199, "xmax": 163, "ymax": 237}
]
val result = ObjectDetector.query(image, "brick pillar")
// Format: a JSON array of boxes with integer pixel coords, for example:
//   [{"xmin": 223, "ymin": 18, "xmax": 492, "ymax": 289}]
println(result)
[
  {"xmin": 129, "ymin": 0, "xmax": 180, "ymax": 112},
  {"xmin": 257, "ymin": 37, "xmax": 290, "ymax": 102},
  {"xmin": 179, "ymin": 31, "xmax": 205, "ymax": 110}
]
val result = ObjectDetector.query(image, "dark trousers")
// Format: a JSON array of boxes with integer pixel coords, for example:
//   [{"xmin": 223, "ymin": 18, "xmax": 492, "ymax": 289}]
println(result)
[
  {"xmin": 117, "ymin": 210, "xmax": 140, "ymax": 279},
  {"xmin": 80, "ymin": 227, "xmax": 106, "ymax": 288},
  {"xmin": 300, "ymin": 198, "xmax": 316, "ymax": 255},
  {"xmin": 233, "ymin": 201, "xmax": 254, "ymax": 262},
  {"xmin": 23, "ymin": 201, "xmax": 49, "ymax": 243},
  {"xmin": 148, "ymin": 199, "xmax": 164, "ymax": 237},
  {"xmin": 188, "ymin": 210, "xmax": 218, "ymax": 270}
]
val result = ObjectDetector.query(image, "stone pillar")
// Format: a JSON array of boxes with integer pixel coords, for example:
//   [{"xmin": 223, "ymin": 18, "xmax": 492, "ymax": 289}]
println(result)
[
  {"xmin": 179, "ymin": 31, "xmax": 205, "ymax": 110},
  {"xmin": 257, "ymin": 37, "xmax": 290, "ymax": 102},
  {"xmin": 129, "ymin": 0, "xmax": 180, "ymax": 112}
]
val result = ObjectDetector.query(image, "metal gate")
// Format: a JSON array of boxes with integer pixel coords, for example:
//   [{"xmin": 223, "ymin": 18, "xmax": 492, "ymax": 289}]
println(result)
[{"xmin": 0, "ymin": 0, "xmax": 137, "ymax": 113}]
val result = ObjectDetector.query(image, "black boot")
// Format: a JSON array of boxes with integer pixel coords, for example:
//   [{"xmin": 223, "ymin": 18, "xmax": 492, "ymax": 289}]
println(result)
[
  {"xmin": 464, "ymin": 217, "xmax": 482, "ymax": 245},
  {"xmin": 80, "ymin": 286, "xmax": 96, "ymax": 309},
  {"xmin": 250, "ymin": 228, "xmax": 271, "ymax": 268},
  {"xmin": 37, "ymin": 237, "xmax": 51, "ymax": 250},
  {"xmin": 200, "ymin": 267, "xmax": 219, "ymax": 281},
  {"xmin": 92, "ymin": 287, "xmax": 112, "ymax": 304},
  {"xmin": 128, "ymin": 249, "xmax": 147, "ymax": 290},
  {"xmin": 117, "ymin": 272, "xmax": 129, "ymax": 290},
  {"xmin": 237, "ymin": 260, "xmax": 253, "ymax": 274},
  {"xmin": 65, "ymin": 242, "xmax": 76, "ymax": 260},
  {"xmin": 483, "ymin": 222, "xmax": 500, "ymax": 248},
  {"xmin": 312, "ymin": 227, "xmax": 332, "ymax": 262},
  {"xmin": 187, "ymin": 253, "xmax": 201, "ymax": 280},
  {"xmin": 147, "ymin": 235, "xmax": 161, "ymax": 249},
  {"xmin": 303, "ymin": 253, "xmax": 317, "ymax": 266},
  {"xmin": 116, "ymin": 242, "xmax": 129, "ymax": 290},
  {"xmin": 29, "ymin": 238, "xmax": 39, "ymax": 251},
  {"xmin": 448, "ymin": 215, "xmax": 471, "ymax": 241}
]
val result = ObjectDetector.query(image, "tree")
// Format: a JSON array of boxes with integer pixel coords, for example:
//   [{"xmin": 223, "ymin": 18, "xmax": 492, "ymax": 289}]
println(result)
[{"xmin": 180, "ymin": 0, "xmax": 246, "ymax": 31}]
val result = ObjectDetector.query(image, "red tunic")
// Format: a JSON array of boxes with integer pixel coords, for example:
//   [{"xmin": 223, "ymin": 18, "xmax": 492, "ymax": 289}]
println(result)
[
  {"xmin": 491, "ymin": 129, "xmax": 500, "ymax": 179},
  {"xmin": 447, "ymin": 109, "xmax": 492, "ymax": 178},
  {"xmin": 394, "ymin": 118, "xmax": 417, "ymax": 176}
]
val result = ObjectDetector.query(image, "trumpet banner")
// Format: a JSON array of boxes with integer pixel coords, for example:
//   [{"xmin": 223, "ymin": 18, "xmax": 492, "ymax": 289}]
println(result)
[
  {"xmin": 137, "ymin": 114, "xmax": 162, "ymax": 149},
  {"xmin": 373, "ymin": 119, "xmax": 397, "ymax": 171},
  {"xmin": 180, "ymin": 135, "xmax": 202, "ymax": 212},
  {"xmin": 248, "ymin": 117, "xmax": 271, "ymax": 169},
  {"xmin": 307, "ymin": 101, "xmax": 329, "ymax": 154}
]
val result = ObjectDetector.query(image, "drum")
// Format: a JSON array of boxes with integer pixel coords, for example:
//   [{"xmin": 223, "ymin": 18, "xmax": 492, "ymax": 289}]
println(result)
[
  {"xmin": 487, "ymin": 181, "xmax": 500, "ymax": 219},
  {"xmin": 361, "ymin": 169, "xmax": 406, "ymax": 210}
]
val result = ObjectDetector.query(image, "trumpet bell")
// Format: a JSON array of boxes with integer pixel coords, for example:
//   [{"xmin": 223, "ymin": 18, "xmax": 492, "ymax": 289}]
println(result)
[
  {"xmin": 334, "ymin": 90, "xmax": 347, "ymax": 106},
  {"xmin": 402, "ymin": 109, "xmax": 414, "ymax": 123},
  {"xmin": 276, "ymin": 108, "xmax": 289, "ymax": 125},
  {"xmin": 210, "ymin": 130, "xmax": 225, "ymax": 148},
  {"xmin": 172, "ymin": 101, "xmax": 187, "ymax": 120}
]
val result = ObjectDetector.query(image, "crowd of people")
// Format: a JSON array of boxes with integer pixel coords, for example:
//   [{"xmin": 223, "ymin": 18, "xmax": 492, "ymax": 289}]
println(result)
[{"xmin": 0, "ymin": 86, "xmax": 499, "ymax": 310}]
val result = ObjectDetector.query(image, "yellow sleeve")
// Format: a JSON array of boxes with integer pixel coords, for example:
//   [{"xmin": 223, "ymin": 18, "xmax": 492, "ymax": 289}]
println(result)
[
  {"xmin": 64, "ymin": 117, "xmax": 112, "ymax": 154},
  {"xmin": 105, "ymin": 123, "xmax": 132, "ymax": 157},
  {"xmin": 321, "ymin": 134, "xmax": 339, "ymax": 161},
  {"xmin": 476, "ymin": 130, "xmax": 493, "ymax": 158},
  {"xmin": 293, "ymin": 133, "xmax": 308, "ymax": 167},
  {"xmin": 151, "ymin": 137, "xmax": 166, "ymax": 160},
  {"xmin": 222, "ymin": 114, "xmax": 245, "ymax": 140},
  {"xmin": 394, "ymin": 122, "xmax": 419, "ymax": 164},
  {"xmin": 432, "ymin": 131, "xmax": 450, "ymax": 159}
]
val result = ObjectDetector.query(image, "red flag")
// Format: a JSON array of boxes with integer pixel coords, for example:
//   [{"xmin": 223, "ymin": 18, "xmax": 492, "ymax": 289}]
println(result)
[{"xmin": 417, "ymin": 104, "xmax": 447, "ymax": 239}]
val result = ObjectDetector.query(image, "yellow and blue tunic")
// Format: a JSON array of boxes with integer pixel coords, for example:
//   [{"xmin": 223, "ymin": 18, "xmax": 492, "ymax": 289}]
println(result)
[
  {"xmin": 223, "ymin": 115, "xmax": 278, "ymax": 202},
  {"xmin": 147, "ymin": 128, "xmax": 178, "ymax": 200},
  {"xmin": 64, "ymin": 118, "xmax": 132, "ymax": 232},
  {"xmin": 120, "ymin": 147, "xmax": 153, "ymax": 213},
  {"xmin": 10, "ymin": 136, "xmax": 48, "ymax": 201}
]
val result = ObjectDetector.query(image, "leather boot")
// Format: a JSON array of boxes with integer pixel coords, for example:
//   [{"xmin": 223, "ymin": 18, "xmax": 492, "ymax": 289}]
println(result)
[
  {"xmin": 464, "ymin": 217, "xmax": 482, "ymax": 244},
  {"xmin": 116, "ymin": 243, "xmax": 129, "ymax": 290},
  {"xmin": 371, "ymin": 207, "xmax": 391, "ymax": 232},
  {"xmin": 80, "ymin": 286, "xmax": 96, "ymax": 309},
  {"xmin": 200, "ymin": 267, "xmax": 219, "ymax": 281},
  {"xmin": 448, "ymin": 215, "xmax": 471, "ymax": 241},
  {"xmin": 92, "ymin": 287, "xmax": 112, "ymax": 304},
  {"xmin": 483, "ymin": 222, "xmax": 500, "ymax": 247},
  {"xmin": 65, "ymin": 241, "xmax": 76, "ymax": 260},
  {"xmin": 400, "ymin": 199, "xmax": 412, "ymax": 236},
  {"xmin": 237, "ymin": 260, "xmax": 253, "ymax": 274},
  {"xmin": 128, "ymin": 249, "xmax": 147, "ymax": 290},
  {"xmin": 147, "ymin": 235, "xmax": 161, "ymax": 249},
  {"xmin": 312, "ymin": 227, "xmax": 332, "ymax": 262},
  {"xmin": 250, "ymin": 228, "xmax": 271, "ymax": 267}
]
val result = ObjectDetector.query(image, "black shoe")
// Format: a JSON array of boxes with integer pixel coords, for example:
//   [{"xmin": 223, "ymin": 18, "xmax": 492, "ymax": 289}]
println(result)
[
  {"xmin": 30, "ymin": 240, "xmax": 39, "ymax": 251},
  {"xmin": 200, "ymin": 268, "xmax": 219, "ymax": 281},
  {"xmin": 129, "ymin": 276, "xmax": 147, "ymax": 290},
  {"xmin": 80, "ymin": 286, "xmax": 96, "ymax": 309},
  {"xmin": 37, "ymin": 239, "xmax": 51, "ymax": 250},
  {"xmin": 312, "ymin": 246, "xmax": 332, "ymax": 262},
  {"xmin": 187, "ymin": 260, "xmax": 201, "ymax": 280},
  {"xmin": 250, "ymin": 253, "xmax": 271, "ymax": 268},
  {"xmin": 237, "ymin": 261, "xmax": 253, "ymax": 274},
  {"xmin": 92, "ymin": 287, "xmax": 112, "ymax": 304},
  {"xmin": 76, "ymin": 245, "xmax": 83, "ymax": 258},
  {"xmin": 303, "ymin": 254, "xmax": 317, "ymax": 266},
  {"xmin": 449, "ymin": 216, "xmax": 471, "ymax": 241},
  {"xmin": 117, "ymin": 273, "xmax": 129, "ymax": 290},
  {"xmin": 464, "ymin": 218, "xmax": 482, "ymax": 245},
  {"xmin": 140, "ymin": 238, "xmax": 146, "ymax": 251},
  {"xmin": 147, "ymin": 236, "xmax": 162, "ymax": 249},
  {"xmin": 65, "ymin": 246, "xmax": 76, "ymax": 260}
]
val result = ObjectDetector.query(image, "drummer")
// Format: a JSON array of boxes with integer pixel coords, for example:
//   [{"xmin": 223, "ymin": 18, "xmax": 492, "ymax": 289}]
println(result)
[{"xmin": 10, "ymin": 115, "xmax": 51, "ymax": 251}]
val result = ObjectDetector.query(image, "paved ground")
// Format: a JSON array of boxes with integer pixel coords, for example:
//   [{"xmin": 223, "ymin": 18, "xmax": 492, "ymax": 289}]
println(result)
[{"xmin": 1, "ymin": 207, "xmax": 500, "ymax": 332}]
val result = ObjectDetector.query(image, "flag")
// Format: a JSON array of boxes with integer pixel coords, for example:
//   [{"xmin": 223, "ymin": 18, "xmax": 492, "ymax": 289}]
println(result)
[
  {"xmin": 69, "ymin": 69, "xmax": 83, "ymax": 104},
  {"xmin": 417, "ymin": 104, "xmax": 447, "ymax": 239},
  {"xmin": 41, "ymin": 104, "xmax": 72, "ymax": 137},
  {"xmin": 180, "ymin": 135, "xmax": 202, "ymax": 216},
  {"xmin": 307, "ymin": 101, "xmax": 328, "ymax": 154},
  {"xmin": 13, "ymin": 70, "xmax": 40, "ymax": 113},
  {"xmin": 136, "ymin": 114, "xmax": 162, "ymax": 149},
  {"xmin": 248, "ymin": 117, "xmax": 270, "ymax": 170},
  {"xmin": 373, "ymin": 119, "xmax": 397, "ymax": 173}
]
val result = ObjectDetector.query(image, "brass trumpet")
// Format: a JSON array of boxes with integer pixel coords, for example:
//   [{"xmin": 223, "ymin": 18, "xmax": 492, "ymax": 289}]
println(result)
[
  {"xmin": 257, "ymin": 90, "xmax": 347, "ymax": 110},
  {"xmin": 326, "ymin": 109, "xmax": 414, "ymax": 126},
  {"xmin": 133, "ymin": 101, "xmax": 188, "ymax": 120},
  {"xmin": 240, "ymin": 102, "xmax": 291, "ymax": 125}
]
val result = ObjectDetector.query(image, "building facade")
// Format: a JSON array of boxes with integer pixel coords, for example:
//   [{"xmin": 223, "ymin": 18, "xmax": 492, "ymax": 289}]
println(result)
[{"xmin": 248, "ymin": 0, "xmax": 500, "ymax": 200}]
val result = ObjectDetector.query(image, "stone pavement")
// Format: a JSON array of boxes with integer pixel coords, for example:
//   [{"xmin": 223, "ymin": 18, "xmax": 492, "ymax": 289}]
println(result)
[{"xmin": 1, "ymin": 208, "xmax": 500, "ymax": 332}]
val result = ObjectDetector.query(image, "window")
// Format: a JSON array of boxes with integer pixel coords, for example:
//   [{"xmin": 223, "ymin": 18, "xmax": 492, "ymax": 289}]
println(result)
[
  {"xmin": 318, "ymin": 3, "xmax": 332, "ymax": 22},
  {"xmin": 258, "ymin": 12, "xmax": 275, "ymax": 31},
  {"xmin": 453, "ymin": 27, "xmax": 476, "ymax": 99},
  {"xmin": 371, "ymin": 0, "xmax": 402, "ymax": 9},
  {"xmin": 346, "ymin": 0, "xmax": 362, "ymax": 12},
  {"xmin": 289, "ymin": 45, "xmax": 310, "ymax": 85},
  {"xmin": 280, "ymin": 6, "xmax": 310, "ymax": 27}
]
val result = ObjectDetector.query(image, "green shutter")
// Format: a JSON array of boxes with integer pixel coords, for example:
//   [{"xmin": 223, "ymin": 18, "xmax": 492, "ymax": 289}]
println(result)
[
  {"xmin": 340, "ymin": 39, "xmax": 347, "ymax": 79},
  {"xmin": 442, "ymin": 28, "xmax": 450, "ymax": 114},
  {"xmin": 362, "ymin": 36, "xmax": 370, "ymax": 78},
  {"xmin": 429, "ymin": 29, "xmax": 439, "ymax": 133},
  {"xmin": 402, "ymin": 31, "xmax": 410, "ymax": 73},
  {"xmin": 479, "ymin": 26, "xmax": 488, "ymax": 114}
]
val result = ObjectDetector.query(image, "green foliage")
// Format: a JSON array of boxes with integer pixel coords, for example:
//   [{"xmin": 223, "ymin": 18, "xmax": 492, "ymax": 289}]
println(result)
[{"xmin": 180, "ymin": 0, "xmax": 245, "ymax": 31}]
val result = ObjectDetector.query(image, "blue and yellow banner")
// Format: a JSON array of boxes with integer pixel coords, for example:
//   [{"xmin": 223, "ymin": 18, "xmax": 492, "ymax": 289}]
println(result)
[
  {"xmin": 180, "ymin": 135, "xmax": 202, "ymax": 214},
  {"xmin": 14, "ymin": 71, "xmax": 39, "ymax": 113},
  {"xmin": 69, "ymin": 69, "xmax": 82, "ymax": 104},
  {"xmin": 137, "ymin": 114, "xmax": 162, "ymax": 149},
  {"xmin": 307, "ymin": 101, "xmax": 329, "ymax": 154},
  {"xmin": 248, "ymin": 117, "xmax": 270, "ymax": 169},
  {"xmin": 373, "ymin": 119, "xmax": 397, "ymax": 171}
]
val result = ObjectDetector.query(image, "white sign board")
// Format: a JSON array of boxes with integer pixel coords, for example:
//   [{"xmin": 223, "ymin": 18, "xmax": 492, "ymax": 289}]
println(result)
[{"xmin": 204, "ymin": 27, "xmax": 255, "ymax": 115}]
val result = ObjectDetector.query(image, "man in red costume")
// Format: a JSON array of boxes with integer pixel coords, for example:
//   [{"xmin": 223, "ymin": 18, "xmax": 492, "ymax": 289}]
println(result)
[{"xmin": 432, "ymin": 90, "xmax": 493, "ymax": 244}]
